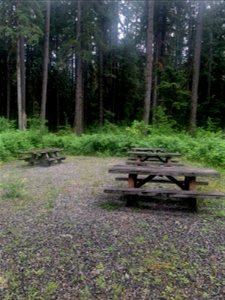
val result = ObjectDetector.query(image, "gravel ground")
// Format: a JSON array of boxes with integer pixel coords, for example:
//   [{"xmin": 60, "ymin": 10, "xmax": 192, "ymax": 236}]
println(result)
[{"xmin": 0, "ymin": 156, "xmax": 224, "ymax": 300}]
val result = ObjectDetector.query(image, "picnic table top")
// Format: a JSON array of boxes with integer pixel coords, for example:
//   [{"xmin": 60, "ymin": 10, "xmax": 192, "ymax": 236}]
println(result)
[
  {"xmin": 131, "ymin": 147, "xmax": 166, "ymax": 152},
  {"xmin": 108, "ymin": 164, "xmax": 220, "ymax": 177},
  {"xmin": 128, "ymin": 151, "xmax": 182, "ymax": 157},
  {"xmin": 17, "ymin": 148, "xmax": 63, "ymax": 154}
]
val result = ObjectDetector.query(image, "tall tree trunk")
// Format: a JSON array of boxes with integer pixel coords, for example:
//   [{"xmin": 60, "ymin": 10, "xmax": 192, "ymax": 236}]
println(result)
[
  {"xmin": 41, "ymin": 0, "xmax": 51, "ymax": 123},
  {"xmin": 20, "ymin": 36, "xmax": 26, "ymax": 129},
  {"xmin": 110, "ymin": 0, "xmax": 119, "ymax": 122},
  {"xmin": 17, "ymin": 36, "xmax": 26, "ymax": 130},
  {"xmin": 99, "ymin": 46, "xmax": 104, "ymax": 125},
  {"xmin": 152, "ymin": 2, "xmax": 166, "ymax": 124},
  {"xmin": 17, "ymin": 37, "xmax": 22, "ymax": 130},
  {"xmin": 6, "ymin": 51, "xmax": 11, "ymax": 119},
  {"xmin": 74, "ymin": 0, "xmax": 84, "ymax": 135},
  {"xmin": 143, "ymin": 0, "xmax": 154, "ymax": 125},
  {"xmin": 207, "ymin": 30, "xmax": 213, "ymax": 99},
  {"xmin": 152, "ymin": 73, "xmax": 158, "ymax": 124},
  {"xmin": 190, "ymin": 1, "xmax": 204, "ymax": 133}
]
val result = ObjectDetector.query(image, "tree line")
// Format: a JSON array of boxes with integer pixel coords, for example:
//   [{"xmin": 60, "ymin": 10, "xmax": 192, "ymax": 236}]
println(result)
[{"xmin": 1, "ymin": 0, "xmax": 225, "ymax": 134}]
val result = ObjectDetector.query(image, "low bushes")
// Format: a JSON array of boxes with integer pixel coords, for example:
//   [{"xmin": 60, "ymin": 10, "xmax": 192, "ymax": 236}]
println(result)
[{"xmin": 0, "ymin": 119, "xmax": 225, "ymax": 168}]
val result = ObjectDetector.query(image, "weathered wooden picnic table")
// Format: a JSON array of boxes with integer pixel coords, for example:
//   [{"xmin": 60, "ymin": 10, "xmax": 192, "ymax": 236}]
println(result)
[
  {"xmin": 130, "ymin": 147, "xmax": 166, "ymax": 152},
  {"xmin": 104, "ymin": 164, "xmax": 225, "ymax": 209},
  {"xmin": 17, "ymin": 148, "xmax": 66, "ymax": 166},
  {"xmin": 127, "ymin": 150, "xmax": 182, "ymax": 165}
]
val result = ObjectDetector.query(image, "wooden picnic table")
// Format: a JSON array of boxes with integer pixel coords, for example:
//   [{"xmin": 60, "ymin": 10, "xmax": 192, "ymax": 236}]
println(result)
[
  {"xmin": 127, "ymin": 151, "xmax": 182, "ymax": 164},
  {"xmin": 130, "ymin": 147, "xmax": 166, "ymax": 152},
  {"xmin": 104, "ymin": 164, "xmax": 225, "ymax": 209},
  {"xmin": 17, "ymin": 148, "xmax": 66, "ymax": 166}
]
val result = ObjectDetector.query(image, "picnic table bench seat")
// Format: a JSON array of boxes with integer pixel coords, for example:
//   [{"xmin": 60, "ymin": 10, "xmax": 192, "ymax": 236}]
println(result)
[
  {"xmin": 126, "ymin": 159, "xmax": 182, "ymax": 166},
  {"xmin": 115, "ymin": 177, "xmax": 208, "ymax": 185},
  {"xmin": 104, "ymin": 186, "xmax": 225, "ymax": 209},
  {"xmin": 104, "ymin": 186, "xmax": 225, "ymax": 198}
]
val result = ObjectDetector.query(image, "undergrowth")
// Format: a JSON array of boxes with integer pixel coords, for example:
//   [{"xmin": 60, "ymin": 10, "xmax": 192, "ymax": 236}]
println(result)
[{"xmin": 0, "ymin": 118, "xmax": 225, "ymax": 169}]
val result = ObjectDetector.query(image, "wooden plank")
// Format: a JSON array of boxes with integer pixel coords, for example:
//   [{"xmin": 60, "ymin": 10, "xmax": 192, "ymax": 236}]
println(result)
[
  {"xmin": 108, "ymin": 165, "xmax": 220, "ymax": 177},
  {"xmin": 131, "ymin": 147, "xmax": 166, "ymax": 152},
  {"xmin": 104, "ymin": 187, "xmax": 225, "ymax": 198},
  {"xmin": 17, "ymin": 148, "xmax": 63, "ymax": 154},
  {"xmin": 115, "ymin": 177, "xmax": 208, "ymax": 185},
  {"xmin": 126, "ymin": 160, "xmax": 182, "ymax": 166},
  {"xmin": 128, "ymin": 151, "xmax": 182, "ymax": 157}
]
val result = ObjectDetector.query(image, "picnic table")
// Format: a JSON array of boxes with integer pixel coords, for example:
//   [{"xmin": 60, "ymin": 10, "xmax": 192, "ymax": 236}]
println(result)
[
  {"xmin": 130, "ymin": 147, "xmax": 166, "ymax": 152},
  {"xmin": 127, "ymin": 150, "xmax": 182, "ymax": 165},
  {"xmin": 104, "ymin": 164, "xmax": 225, "ymax": 209},
  {"xmin": 17, "ymin": 148, "xmax": 66, "ymax": 166}
]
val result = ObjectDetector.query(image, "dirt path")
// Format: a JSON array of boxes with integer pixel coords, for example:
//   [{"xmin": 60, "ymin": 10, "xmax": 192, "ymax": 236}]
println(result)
[{"xmin": 0, "ymin": 157, "xmax": 224, "ymax": 299}]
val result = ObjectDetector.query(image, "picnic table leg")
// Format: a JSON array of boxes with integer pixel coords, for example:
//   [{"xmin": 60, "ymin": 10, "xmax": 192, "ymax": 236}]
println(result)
[
  {"xmin": 128, "ymin": 174, "xmax": 137, "ymax": 188},
  {"xmin": 184, "ymin": 176, "xmax": 197, "ymax": 211},
  {"xmin": 28, "ymin": 154, "xmax": 37, "ymax": 165},
  {"xmin": 126, "ymin": 174, "xmax": 137, "ymax": 206}
]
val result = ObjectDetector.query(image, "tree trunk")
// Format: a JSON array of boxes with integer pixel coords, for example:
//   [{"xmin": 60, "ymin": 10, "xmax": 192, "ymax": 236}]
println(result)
[
  {"xmin": 74, "ymin": 0, "xmax": 84, "ymax": 135},
  {"xmin": 6, "ymin": 51, "xmax": 11, "ymax": 119},
  {"xmin": 190, "ymin": 1, "xmax": 204, "ymax": 134},
  {"xmin": 143, "ymin": 0, "xmax": 154, "ymax": 125},
  {"xmin": 20, "ymin": 36, "xmax": 26, "ymax": 129},
  {"xmin": 17, "ymin": 38, "xmax": 22, "ymax": 130},
  {"xmin": 41, "ymin": 0, "xmax": 51, "ymax": 123},
  {"xmin": 110, "ymin": 0, "xmax": 119, "ymax": 122},
  {"xmin": 207, "ymin": 30, "xmax": 213, "ymax": 99},
  {"xmin": 99, "ymin": 46, "xmax": 104, "ymax": 125},
  {"xmin": 17, "ymin": 36, "xmax": 26, "ymax": 130}
]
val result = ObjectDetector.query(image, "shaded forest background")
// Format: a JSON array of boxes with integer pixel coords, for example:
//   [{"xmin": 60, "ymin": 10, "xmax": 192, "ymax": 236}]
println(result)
[{"xmin": 1, "ymin": 0, "xmax": 225, "ymax": 133}]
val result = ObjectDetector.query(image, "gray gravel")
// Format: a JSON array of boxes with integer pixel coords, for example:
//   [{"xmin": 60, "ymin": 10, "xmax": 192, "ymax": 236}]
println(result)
[{"xmin": 0, "ymin": 156, "xmax": 224, "ymax": 299}]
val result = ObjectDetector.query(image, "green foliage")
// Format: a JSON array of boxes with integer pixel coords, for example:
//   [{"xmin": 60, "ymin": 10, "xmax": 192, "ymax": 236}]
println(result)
[
  {"xmin": 27, "ymin": 116, "xmax": 47, "ymax": 131},
  {"xmin": 1, "ymin": 124, "xmax": 225, "ymax": 168},
  {"xmin": 126, "ymin": 120, "xmax": 150, "ymax": 136},
  {"xmin": 151, "ymin": 106, "xmax": 177, "ymax": 133},
  {"xmin": 0, "ymin": 117, "xmax": 16, "ymax": 132},
  {"xmin": 158, "ymin": 66, "xmax": 191, "ymax": 126}
]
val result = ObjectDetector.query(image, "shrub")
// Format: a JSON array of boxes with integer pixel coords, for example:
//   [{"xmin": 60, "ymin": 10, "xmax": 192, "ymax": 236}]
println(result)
[{"xmin": 0, "ymin": 117, "xmax": 16, "ymax": 132}]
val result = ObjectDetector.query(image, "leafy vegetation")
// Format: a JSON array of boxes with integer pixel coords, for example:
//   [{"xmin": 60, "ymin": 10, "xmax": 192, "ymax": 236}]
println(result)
[{"xmin": 1, "ymin": 118, "xmax": 225, "ymax": 170}]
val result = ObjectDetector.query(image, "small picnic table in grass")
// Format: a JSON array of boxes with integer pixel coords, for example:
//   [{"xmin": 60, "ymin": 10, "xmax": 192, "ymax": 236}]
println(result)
[
  {"xmin": 104, "ymin": 164, "xmax": 225, "ymax": 210},
  {"xmin": 17, "ymin": 148, "xmax": 66, "ymax": 166}
]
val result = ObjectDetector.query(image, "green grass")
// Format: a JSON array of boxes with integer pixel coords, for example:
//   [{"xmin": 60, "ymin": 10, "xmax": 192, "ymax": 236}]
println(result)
[
  {"xmin": 98, "ymin": 201, "xmax": 123, "ymax": 211},
  {"xmin": 0, "ymin": 177, "xmax": 25, "ymax": 199}
]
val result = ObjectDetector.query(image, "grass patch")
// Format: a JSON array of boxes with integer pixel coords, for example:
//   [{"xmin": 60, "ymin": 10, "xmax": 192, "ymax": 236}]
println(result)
[
  {"xmin": 98, "ymin": 201, "xmax": 122, "ymax": 211},
  {"xmin": 0, "ymin": 177, "xmax": 25, "ymax": 200}
]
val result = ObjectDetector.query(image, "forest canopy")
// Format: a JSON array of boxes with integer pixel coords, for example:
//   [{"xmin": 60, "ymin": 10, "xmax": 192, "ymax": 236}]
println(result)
[{"xmin": 1, "ymin": 0, "xmax": 225, "ymax": 133}]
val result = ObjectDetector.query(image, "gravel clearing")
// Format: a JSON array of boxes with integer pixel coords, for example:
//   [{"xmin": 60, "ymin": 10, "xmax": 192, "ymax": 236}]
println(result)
[{"xmin": 0, "ymin": 156, "xmax": 224, "ymax": 300}]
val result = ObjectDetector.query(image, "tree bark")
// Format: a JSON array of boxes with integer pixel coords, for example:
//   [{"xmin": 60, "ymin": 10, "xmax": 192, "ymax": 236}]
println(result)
[
  {"xmin": 17, "ymin": 36, "xmax": 26, "ymax": 130},
  {"xmin": 143, "ymin": 0, "xmax": 154, "ymax": 125},
  {"xmin": 17, "ymin": 37, "xmax": 22, "ymax": 130},
  {"xmin": 20, "ymin": 35, "xmax": 26, "ymax": 129},
  {"xmin": 99, "ymin": 46, "xmax": 104, "ymax": 125},
  {"xmin": 190, "ymin": 1, "xmax": 204, "ymax": 133},
  {"xmin": 74, "ymin": 0, "xmax": 84, "ymax": 135},
  {"xmin": 207, "ymin": 30, "xmax": 213, "ymax": 99},
  {"xmin": 6, "ymin": 51, "xmax": 11, "ymax": 119},
  {"xmin": 41, "ymin": 0, "xmax": 51, "ymax": 123},
  {"xmin": 110, "ymin": 0, "xmax": 119, "ymax": 122}
]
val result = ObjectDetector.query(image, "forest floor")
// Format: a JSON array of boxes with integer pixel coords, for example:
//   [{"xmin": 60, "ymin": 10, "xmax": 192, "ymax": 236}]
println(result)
[{"xmin": 0, "ymin": 156, "xmax": 224, "ymax": 300}]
